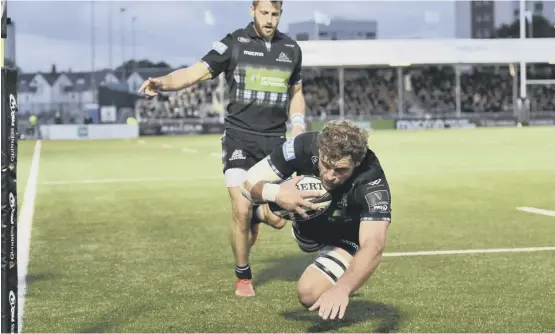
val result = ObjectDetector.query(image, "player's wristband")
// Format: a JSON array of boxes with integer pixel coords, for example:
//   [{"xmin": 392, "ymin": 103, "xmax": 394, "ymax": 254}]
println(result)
[
  {"xmin": 262, "ymin": 183, "xmax": 280, "ymax": 202},
  {"xmin": 290, "ymin": 114, "xmax": 306, "ymax": 130}
]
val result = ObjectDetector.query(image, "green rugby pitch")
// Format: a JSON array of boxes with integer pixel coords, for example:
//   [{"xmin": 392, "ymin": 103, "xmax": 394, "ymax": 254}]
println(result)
[{"xmin": 16, "ymin": 126, "xmax": 555, "ymax": 333}]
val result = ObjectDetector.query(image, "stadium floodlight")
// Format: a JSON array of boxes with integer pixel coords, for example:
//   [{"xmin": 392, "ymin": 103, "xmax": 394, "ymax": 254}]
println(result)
[{"xmin": 519, "ymin": 0, "xmax": 527, "ymax": 99}]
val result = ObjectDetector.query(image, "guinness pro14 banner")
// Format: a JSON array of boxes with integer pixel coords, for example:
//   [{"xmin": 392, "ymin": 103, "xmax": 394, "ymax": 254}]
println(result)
[{"xmin": 2, "ymin": 67, "xmax": 19, "ymax": 334}]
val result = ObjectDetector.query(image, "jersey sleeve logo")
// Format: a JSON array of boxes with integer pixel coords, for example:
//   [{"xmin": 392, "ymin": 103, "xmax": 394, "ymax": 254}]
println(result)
[
  {"xmin": 364, "ymin": 190, "xmax": 390, "ymax": 213},
  {"xmin": 212, "ymin": 41, "xmax": 228, "ymax": 55},
  {"xmin": 282, "ymin": 138, "xmax": 296, "ymax": 161},
  {"xmin": 367, "ymin": 178, "xmax": 382, "ymax": 187}
]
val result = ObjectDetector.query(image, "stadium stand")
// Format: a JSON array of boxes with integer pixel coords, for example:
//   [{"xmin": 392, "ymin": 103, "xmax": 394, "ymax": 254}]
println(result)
[
  {"xmin": 132, "ymin": 64, "xmax": 554, "ymax": 120},
  {"xmin": 15, "ymin": 64, "xmax": 555, "ymax": 125}
]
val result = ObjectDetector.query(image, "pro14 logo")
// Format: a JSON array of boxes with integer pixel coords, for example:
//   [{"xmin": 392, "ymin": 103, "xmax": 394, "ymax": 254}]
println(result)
[
  {"xmin": 9, "ymin": 192, "xmax": 16, "ymax": 263},
  {"xmin": 9, "ymin": 94, "xmax": 17, "ymax": 127},
  {"xmin": 9, "ymin": 94, "xmax": 17, "ymax": 164},
  {"xmin": 9, "ymin": 192, "xmax": 16, "ymax": 224},
  {"xmin": 9, "ymin": 290, "xmax": 16, "ymax": 325}
]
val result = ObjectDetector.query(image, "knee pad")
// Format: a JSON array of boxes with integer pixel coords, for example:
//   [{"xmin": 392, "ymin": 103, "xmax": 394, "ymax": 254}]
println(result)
[{"xmin": 310, "ymin": 246, "xmax": 353, "ymax": 284}]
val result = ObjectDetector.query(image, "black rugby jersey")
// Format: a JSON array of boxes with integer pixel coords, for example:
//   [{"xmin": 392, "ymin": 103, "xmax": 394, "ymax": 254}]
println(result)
[
  {"xmin": 267, "ymin": 132, "xmax": 392, "ymax": 246},
  {"xmin": 201, "ymin": 22, "xmax": 302, "ymax": 136}
]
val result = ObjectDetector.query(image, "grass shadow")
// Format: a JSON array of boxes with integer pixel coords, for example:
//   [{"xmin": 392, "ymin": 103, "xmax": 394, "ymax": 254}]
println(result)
[
  {"xmin": 25, "ymin": 273, "xmax": 53, "ymax": 285},
  {"xmin": 254, "ymin": 253, "xmax": 314, "ymax": 288},
  {"xmin": 254, "ymin": 253, "xmax": 363, "ymax": 298},
  {"xmin": 78, "ymin": 302, "xmax": 153, "ymax": 333},
  {"xmin": 281, "ymin": 300, "xmax": 402, "ymax": 333}
]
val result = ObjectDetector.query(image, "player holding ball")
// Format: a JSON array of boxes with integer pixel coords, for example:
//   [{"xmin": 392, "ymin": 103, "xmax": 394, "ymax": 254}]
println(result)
[{"xmin": 241, "ymin": 120, "xmax": 392, "ymax": 320}]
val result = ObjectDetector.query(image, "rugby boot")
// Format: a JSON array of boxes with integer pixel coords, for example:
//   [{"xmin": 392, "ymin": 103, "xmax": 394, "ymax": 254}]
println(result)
[{"xmin": 235, "ymin": 278, "xmax": 256, "ymax": 297}]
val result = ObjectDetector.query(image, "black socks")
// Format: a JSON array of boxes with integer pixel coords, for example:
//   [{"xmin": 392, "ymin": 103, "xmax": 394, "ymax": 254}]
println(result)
[{"xmin": 235, "ymin": 265, "xmax": 252, "ymax": 280}]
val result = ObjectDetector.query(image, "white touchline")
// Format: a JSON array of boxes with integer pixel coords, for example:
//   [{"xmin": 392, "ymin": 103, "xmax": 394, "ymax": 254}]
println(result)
[
  {"xmin": 383, "ymin": 246, "xmax": 555, "ymax": 257},
  {"xmin": 18, "ymin": 140, "xmax": 42, "ymax": 331},
  {"xmin": 516, "ymin": 207, "xmax": 555, "ymax": 217}
]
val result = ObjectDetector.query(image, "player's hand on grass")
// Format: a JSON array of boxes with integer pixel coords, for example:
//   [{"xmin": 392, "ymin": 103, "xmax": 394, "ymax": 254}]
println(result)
[
  {"xmin": 138, "ymin": 77, "xmax": 163, "ymax": 97},
  {"xmin": 276, "ymin": 176, "xmax": 320, "ymax": 219},
  {"xmin": 309, "ymin": 285, "xmax": 350, "ymax": 320}
]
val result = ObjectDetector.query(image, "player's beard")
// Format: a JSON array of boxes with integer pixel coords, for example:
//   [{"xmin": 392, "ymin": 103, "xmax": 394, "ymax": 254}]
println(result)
[
  {"xmin": 321, "ymin": 178, "xmax": 338, "ymax": 191},
  {"xmin": 254, "ymin": 17, "xmax": 276, "ymax": 40}
]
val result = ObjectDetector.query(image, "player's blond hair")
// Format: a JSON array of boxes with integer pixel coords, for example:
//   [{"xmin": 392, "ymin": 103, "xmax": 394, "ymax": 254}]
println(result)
[
  {"xmin": 318, "ymin": 120, "xmax": 369, "ymax": 165},
  {"xmin": 251, "ymin": 0, "xmax": 283, "ymax": 9}
]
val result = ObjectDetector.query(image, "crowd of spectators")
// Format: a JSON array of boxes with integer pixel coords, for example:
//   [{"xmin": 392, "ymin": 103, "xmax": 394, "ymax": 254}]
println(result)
[
  {"xmin": 136, "ymin": 64, "xmax": 555, "ymax": 120},
  {"xmin": 135, "ymin": 78, "xmax": 223, "ymax": 120}
]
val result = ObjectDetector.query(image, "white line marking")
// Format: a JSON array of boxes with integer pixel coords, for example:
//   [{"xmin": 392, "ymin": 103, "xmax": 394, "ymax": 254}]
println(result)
[
  {"xmin": 137, "ymin": 140, "xmax": 145, "ymax": 145},
  {"xmin": 182, "ymin": 147, "xmax": 198, "ymax": 153},
  {"xmin": 516, "ymin": 207, "xmax": 555, "ymax": 217},
  {"xmin": 39, "ymin": 175, "xmax": 223, "ymax": 186},
  {"xmin": 396, "ymin": 166, "xmax": 555, "ymax": 176},
  {"xmin": 210, "ymin": 153, "xmax": 221, "ymax": 158},
  {"xmin": 39, "ymin": 165, "xmax": 554, "ymax": 186},
  {"xmin": 384, "ymin": 246, "xmax": 555, "ymax": 257},
  {"xmin": 18, "ymin": 140, "xmax": 42, "ymax": 331},
  {"xmin": 161, "ymin": 144, "xmax": 173, "ymax": 149}
]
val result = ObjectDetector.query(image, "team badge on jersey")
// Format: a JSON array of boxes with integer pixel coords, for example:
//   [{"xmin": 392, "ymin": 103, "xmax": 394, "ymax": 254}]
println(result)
[{"xmin": 212, "ymin": 41, "xmax": 228, "ymax": 55}]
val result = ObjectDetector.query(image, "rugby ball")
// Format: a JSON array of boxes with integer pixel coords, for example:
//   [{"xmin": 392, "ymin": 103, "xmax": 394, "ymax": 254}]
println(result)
[{"xmin": 268, "ymin": 175, "xmax": 332, "ymax": 222}]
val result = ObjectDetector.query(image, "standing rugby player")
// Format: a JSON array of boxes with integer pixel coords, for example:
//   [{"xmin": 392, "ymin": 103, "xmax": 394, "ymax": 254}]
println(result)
[{"xmin": 138, "ymin": 0, "xmax": 306, "ymax": 297}]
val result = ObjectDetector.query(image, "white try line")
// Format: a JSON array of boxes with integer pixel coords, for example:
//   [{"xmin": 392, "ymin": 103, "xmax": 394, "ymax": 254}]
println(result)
[
  {"xmin": 384, "ymin": 246, "xmax": 555, "ymax": 257},
  {"xmin": 18, "ymin": 140, "xmax": 42, "ymax": 331},
  {"xmin": 516, "ymin": 207, "xmax": 555, "ymax": 217}
]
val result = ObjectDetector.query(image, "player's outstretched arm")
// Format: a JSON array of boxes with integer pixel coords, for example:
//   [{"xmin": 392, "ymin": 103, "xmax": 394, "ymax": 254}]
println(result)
[
  {"xmin": 138, "ymin": 62, "xmax": 212, "ymax": 97},
  {"xmin": 309, "ymin": 221, "xmax": 389, "ymax": 320},
  {"xmin": 288, "ymin": 47, "xmax": 305, "ymax": 138},
  {"xmin": 336, "ymin": 221, "xmax": 389, "ymax": 294},
  {"xmin": 288, "ymin": 83, "xmax": 306, "ymax": 138}
]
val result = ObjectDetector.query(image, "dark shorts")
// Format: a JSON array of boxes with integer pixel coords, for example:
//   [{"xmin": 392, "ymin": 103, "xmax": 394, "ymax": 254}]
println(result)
[
  {"xmin": 221, "ymin": 128, "xmax": 286, "ymax": 173},
  {"xmin": 291, "ymin": 221, "xmax": 360, "ymax": 256}
]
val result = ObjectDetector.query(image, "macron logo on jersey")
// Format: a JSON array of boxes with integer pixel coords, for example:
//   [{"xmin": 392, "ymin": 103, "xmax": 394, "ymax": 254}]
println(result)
[
  {"xmin": 244, "ymin": 50, "xmax": 264, "ymax": 57},
  {"xmin": 283, "ymin": 138, "xmax": 296, "ymax": 161}
]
